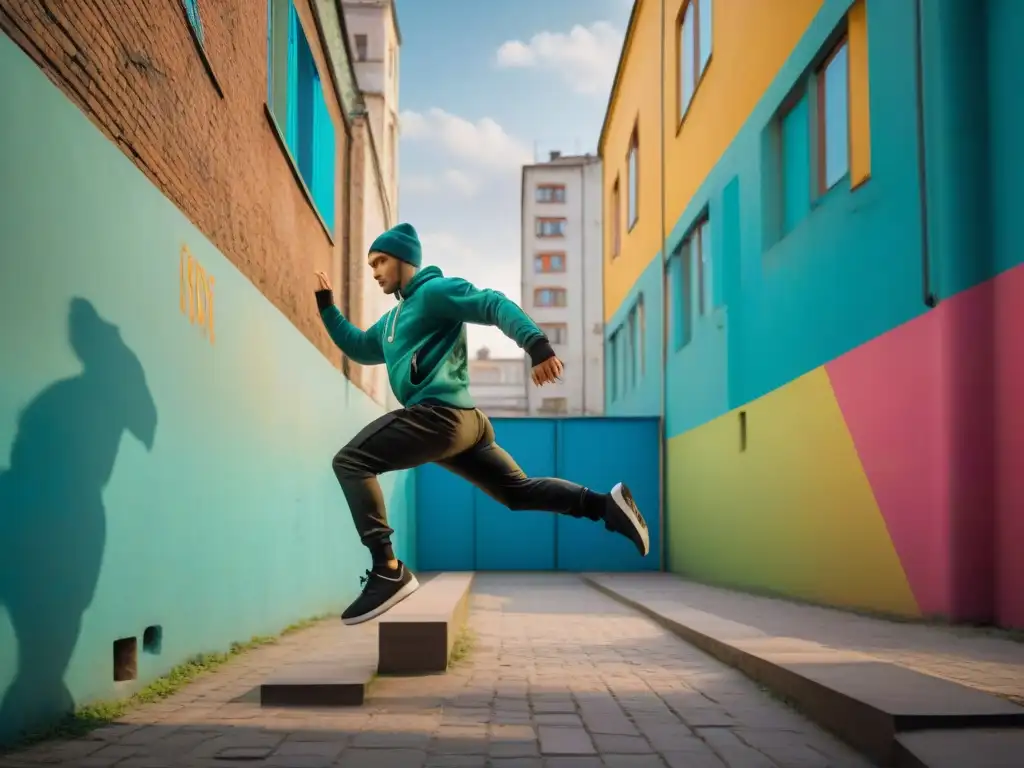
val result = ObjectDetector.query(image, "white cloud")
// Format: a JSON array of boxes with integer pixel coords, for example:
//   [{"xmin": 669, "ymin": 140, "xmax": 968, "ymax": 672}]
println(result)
[
  {"xmin": 419, "ymin": 231, "xmax": 524, "ymax": 358},
  {"xmin": 495, "ymin": 21, "xmax": 623, "ymax": 96},
  {"xmin": 399, "ymin": 108, "xmax": 532, "ymax": 171},
  {"xmin": 402, "ymin": 169, "xmax": 480, "ymax": 197}
]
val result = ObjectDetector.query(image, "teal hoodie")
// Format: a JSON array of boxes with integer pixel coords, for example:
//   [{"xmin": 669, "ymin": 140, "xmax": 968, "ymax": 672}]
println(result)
[{"xmin": 315, "ymin": 266, "xmax": 554, "ymax": 408}]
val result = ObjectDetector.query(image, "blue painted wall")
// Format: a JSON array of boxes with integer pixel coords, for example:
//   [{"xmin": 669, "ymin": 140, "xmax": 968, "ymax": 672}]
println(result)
[
  {"xmin": 0, "ymin": 35, "xmax": 413, "ymax": 744},
  {"xmin": 605, "ymin": 0, "xmax": 1023, "ymax": 437},
  {"xmin": 416, "ymin": 417, "xmax": 661, "ymax": 572}
]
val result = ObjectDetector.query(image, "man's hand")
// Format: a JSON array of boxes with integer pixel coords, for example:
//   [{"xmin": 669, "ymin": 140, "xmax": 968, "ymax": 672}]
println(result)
[
  {"xmin": 531, "ymin": 356, "xmax": 563, "ymax": 387},
  {"xmin": 315, "ymin": 271, "xmax": 332, "ymax": 291}
]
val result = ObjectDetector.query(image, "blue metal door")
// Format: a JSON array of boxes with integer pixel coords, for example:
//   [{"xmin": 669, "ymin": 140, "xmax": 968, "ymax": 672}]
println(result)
[
  {"xmin": 415, "ymin": 416, "xmax": 661, "ymax": 572},
  {"xmin": 473, "ymin": 419, "xmax": 557, "ymax": 570},
  {"xmin": 555, "ymin": 418, "xmax": 660, "ymax": 571},
  {"xmin": 416, "ymin": 462, "xmax": 475, "ymax": 571}
]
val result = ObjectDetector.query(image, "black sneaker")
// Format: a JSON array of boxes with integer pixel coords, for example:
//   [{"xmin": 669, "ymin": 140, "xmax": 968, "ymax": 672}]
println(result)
[
  {"xmin": 604, "ymin": 483, "xmax": 650, "ymax": 556},
  {"xmin": 341, "ymin": 562, "xmax": 420, "ymax": 626}
]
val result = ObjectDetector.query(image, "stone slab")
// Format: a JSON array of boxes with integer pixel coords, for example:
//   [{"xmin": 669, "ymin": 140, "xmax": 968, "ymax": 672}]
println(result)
[
  {"xmin": 259, "ymin": 620, "xmax": 377, "ymax": 708},
  {"xmin": 895, "ymin": 728, "xmax": 1024, "ymax": 768},
  {"xmin": 378, "ymin": 571, "xmax": 475, "ymax": 675},
  {"xmin": 260, "ymin": 659, "xmax": 376, "ymax": 707},
  {"xmin": 583, "ymin": 573, "xmax": 1024, "ymax": 766}
]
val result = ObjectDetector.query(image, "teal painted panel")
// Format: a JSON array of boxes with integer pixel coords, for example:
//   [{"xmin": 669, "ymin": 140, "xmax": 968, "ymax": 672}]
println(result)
[
  {"xmin": 555, "ymin": 418, "xmax": 660, "ymax": 572},
  {"xmin": 473, "ymin": 419, "xmax": 557, "ymax": 571},
  {"xmin": 416, "ymin": 463, "xmax": 475, "ymax": 571},
  {"xmin": 0, "ymin": 35, "xmax": 412, "ymax": 744},
  {"xmin": 989, "ymin": 0, "xmax": 1024, "ymax": 278}
]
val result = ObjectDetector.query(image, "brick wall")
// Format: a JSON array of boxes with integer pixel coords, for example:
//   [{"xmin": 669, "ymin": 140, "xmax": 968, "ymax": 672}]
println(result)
[{"xmin": 0, "ymin": 0, "xmax": 352, "ymax": 368}]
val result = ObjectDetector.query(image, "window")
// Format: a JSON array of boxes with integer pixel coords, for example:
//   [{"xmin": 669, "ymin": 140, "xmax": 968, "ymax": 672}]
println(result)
[
  {"xmin": 627, "ymin": 126, "xmax": 639, "ymax": 230},
  {"xmin": 536, "ymin": 184, "xmax": 566, "ymax": 203},
  {"xmin": 626, "ymin": 304, "xmax": 637, "ymax": 388},
  {"xmin": 534, "ymin": 252, "xmax": 566, "ymax": 273},
  {"xmin": 540, "ymin": 323, "xmax": 568, "ymax": 344},
  {"xmin": 817, "ymin": 38, "xmax": 850, "ymax": 192},
  {"xmin": 534, "ymin": 287, "xmax": 567, "ymax": 307},
  {"xmin": 611, "ymin": 177, "xmax": 621, "ymax": 258},
  {"xmin": 672, "ymin": 240, "xmax": 694, "ymax": 350},
  {"xmin": 678, "ymin": 0, "xmax": 712, "ymax": 121},
  {"xmin": 536, "ymin": 217, "xmax": 567, "ymax": 238},
  {"xmin": 354, "ymin": 33, "xmax": 368, "ymax": 61},
  {"xmin": 609, "ymin": 329, "xmax": 620, "ymax": 400},
  {"xmin": 266, "ymin": 0, "xmax": 338, "ymax": 233},
  {"xmin": 635, "ymin": 295, "xmax": 645, "ymax": 375},
  {"xmin": 694, "ymin": 218, "xmax": 711, "ymax": 315},
  {"xmin": 181, "ymin": 0, "xmax": 205, "ymax": 46},
  {"xmin": 540, "ymin": 397, "xmax": 568, "ymax": 414}
]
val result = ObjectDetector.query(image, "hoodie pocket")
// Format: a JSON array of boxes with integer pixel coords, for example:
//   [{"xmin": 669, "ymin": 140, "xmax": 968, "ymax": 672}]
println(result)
[{"xmin": 410, "ymin": 349, "xmax": 424, "ymax": 385}]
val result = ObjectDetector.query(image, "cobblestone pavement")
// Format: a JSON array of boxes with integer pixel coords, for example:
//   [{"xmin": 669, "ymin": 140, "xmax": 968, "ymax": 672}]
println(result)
[
  {"xmin": 0, "ymin": 573, "xmax": 874, "ymax": 767},
  {"xmin": 596, "ymin": 576, "xmax": 1024, "ymax": 704}
]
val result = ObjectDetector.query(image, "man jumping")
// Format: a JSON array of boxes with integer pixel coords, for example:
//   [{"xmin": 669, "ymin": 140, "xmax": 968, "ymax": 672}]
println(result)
[{"xmin": 315, "ymin": 222, "xmax": 649, "ymax": 625}]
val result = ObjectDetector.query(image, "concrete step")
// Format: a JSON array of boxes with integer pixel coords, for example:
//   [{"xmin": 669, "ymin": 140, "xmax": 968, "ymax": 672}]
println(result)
[
  {"xmin": 378, "ymin": 571, "xmax": 475, "ymax": 675},
  {"xmin": 259, "ymin": 617, "xmax": 377, "ymax": 708},
  {"xmin": 583, "ymin": 572, "xmax": 1024, "ymax": 767},
  {"xmin": 895, "ymin": 729, "xmax": 1024, "ymax": 768}
]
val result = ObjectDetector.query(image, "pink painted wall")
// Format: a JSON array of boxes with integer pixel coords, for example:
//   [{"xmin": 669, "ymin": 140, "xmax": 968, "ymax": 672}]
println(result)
[
  {"xmin": 827, "ymin": 265, "xmax": 1014, "ymax": 624},
  {"xmin": 994, "ymin": 264, "xmax": 1024, "ymax": 628},
  {"xmin": 826, "ymin": 317, "xmax": 952, "ymax": 618}
]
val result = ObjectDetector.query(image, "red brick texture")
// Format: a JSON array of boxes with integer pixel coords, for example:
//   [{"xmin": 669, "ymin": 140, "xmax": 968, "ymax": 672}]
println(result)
[{"xmin": 0, "ymin": 0, "xmax": 363, "ymax": 371}]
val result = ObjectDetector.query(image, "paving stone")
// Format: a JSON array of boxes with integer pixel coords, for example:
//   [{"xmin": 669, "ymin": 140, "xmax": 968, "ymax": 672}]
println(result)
[
  {"xmin": 337, "ymin": 747, "xmax": 427, "ymax": 767},
  {"xmin": 487, "ymin": 758, "xmax": 542, "ymax": 768},
  {"xmin": 542, "ymin": 758, "xmax": 603, "ymax": 768},
  {"xmin": 590, "ymin": 734, "xmax": 654, "ymax": 754},
  {"xmin": 602, "ymin": 757, "xmax": 670, "ymax": 768},
  {"xmin": 538, "ymin": 726, "xmax": 596, "ymax": 755}
]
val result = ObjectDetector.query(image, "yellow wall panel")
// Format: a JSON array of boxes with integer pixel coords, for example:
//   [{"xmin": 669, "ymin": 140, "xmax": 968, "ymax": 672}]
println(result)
[
  {"xmin": 601, "ymin": 0, "xmax": 665, "ymax": 321},
  {"xmin": 666, "ymin": 367, "xmax": 920, "ymax": 617}
]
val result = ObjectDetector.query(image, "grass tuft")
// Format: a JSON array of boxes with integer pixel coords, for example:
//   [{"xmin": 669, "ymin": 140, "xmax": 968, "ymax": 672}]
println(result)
[
  {"xmin": 6, "ymin": 614, "xmax": 329, "ymax": 750},
  {"xmin": 449, "ymin": 627, "xmax": 476, "ymax": 665}
]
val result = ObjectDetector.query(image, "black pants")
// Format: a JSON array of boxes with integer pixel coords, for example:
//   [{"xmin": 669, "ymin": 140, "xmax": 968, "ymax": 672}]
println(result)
[{"xmin": 332, "ymin": 404, "xmax": 603, "ymax": 561}]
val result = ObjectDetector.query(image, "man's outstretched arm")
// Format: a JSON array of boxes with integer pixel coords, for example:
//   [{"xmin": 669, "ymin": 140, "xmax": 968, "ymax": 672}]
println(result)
[
  {"xmin": 314, "ymin": 275, "xmax": 386, "ymax": 365},
  {"xmin": 423, "ymin": 277, "xmax": 555, "ymax": 367}
]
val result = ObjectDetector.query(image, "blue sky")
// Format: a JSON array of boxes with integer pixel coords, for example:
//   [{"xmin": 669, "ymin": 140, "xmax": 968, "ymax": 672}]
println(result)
[{"xmin": 392, "ymin": 0, "xmax": 632, "ymax": 356}]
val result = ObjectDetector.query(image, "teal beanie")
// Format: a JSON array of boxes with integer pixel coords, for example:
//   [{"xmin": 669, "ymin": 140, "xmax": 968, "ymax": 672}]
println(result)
[{"xmin": 370, "ymin": 223, "xmax": 422, "ymax": 268}]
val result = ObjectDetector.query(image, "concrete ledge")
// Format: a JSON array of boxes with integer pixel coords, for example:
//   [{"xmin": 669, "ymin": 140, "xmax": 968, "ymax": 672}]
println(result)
[
  {"xmin": 583, "ymin": 573, "xmax": 1024, "ymax": 767},
  {"xmin": 260, "ymin": 659, "xmax": 375, "ymax": 707},
  {"xmin": 894, "ymin": 728, "xmax": 1024, "ymax": 768},
  {"xmin": 260, "ymin": 622, "xmax": 377, "ymax": 708},
  {"xmin": 378, "ymin": 571, "xmax": 474, "ymax": 675}
]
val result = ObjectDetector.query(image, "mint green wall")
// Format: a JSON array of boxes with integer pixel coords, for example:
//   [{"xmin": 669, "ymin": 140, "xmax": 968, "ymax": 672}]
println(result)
[{"xmin": 0, "ymin": 35, "xmax": 414, "ymax": 743}]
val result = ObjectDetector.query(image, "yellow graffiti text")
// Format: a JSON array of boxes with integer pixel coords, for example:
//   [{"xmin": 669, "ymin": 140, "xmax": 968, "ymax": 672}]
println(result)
[{"xmin": 179, "ymin": 245, "xmax": 215, "ymax": 345}]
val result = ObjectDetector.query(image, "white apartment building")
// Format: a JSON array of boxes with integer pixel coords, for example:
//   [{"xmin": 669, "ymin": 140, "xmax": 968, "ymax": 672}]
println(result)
[
  {"xmin": 520, "ymin": 152, "xmax": 604, "ymax": 416},
  {"xmin": 342, "ymin": 0, "xmax": 401, "ymax": 409},
  {"xmin": 468, "ymin": 348, "xmax": 529, "ymax": 417},
  {"xmin": 343, "ymin": 0, "xmax": 400, "ymax": 205}
]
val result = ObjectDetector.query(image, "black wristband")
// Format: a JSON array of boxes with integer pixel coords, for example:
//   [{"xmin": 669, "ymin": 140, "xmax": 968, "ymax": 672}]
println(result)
[
  {"xmin": 315, "ymin": 289, "xmax": 334, "ymax": 311},
  {"xmin": 526, "ymin": 337, "xmax": 556, "ymax": 367}
]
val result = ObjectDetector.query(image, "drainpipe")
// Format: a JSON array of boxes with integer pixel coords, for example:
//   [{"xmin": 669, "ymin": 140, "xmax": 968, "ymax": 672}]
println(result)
[
  {"xmin": 912, "ymin": 0, "xmax": 936, "ymax": 308},
  {"xmin": 658, "ymin": 0, "xmax": 668, "ymax": 572},
  {"xmin": 580, "ymin": 162, "xmax": 587, "ymax": 414},
  {"xmin": 341, "ymin": 125, "xmax": 353, "ymax": 380}
]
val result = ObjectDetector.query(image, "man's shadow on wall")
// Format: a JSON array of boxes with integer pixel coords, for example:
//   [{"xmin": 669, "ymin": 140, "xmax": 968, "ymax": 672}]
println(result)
[{"xmin": 0, "ymin": 298, "xmax": 157, "ymax": 742}]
